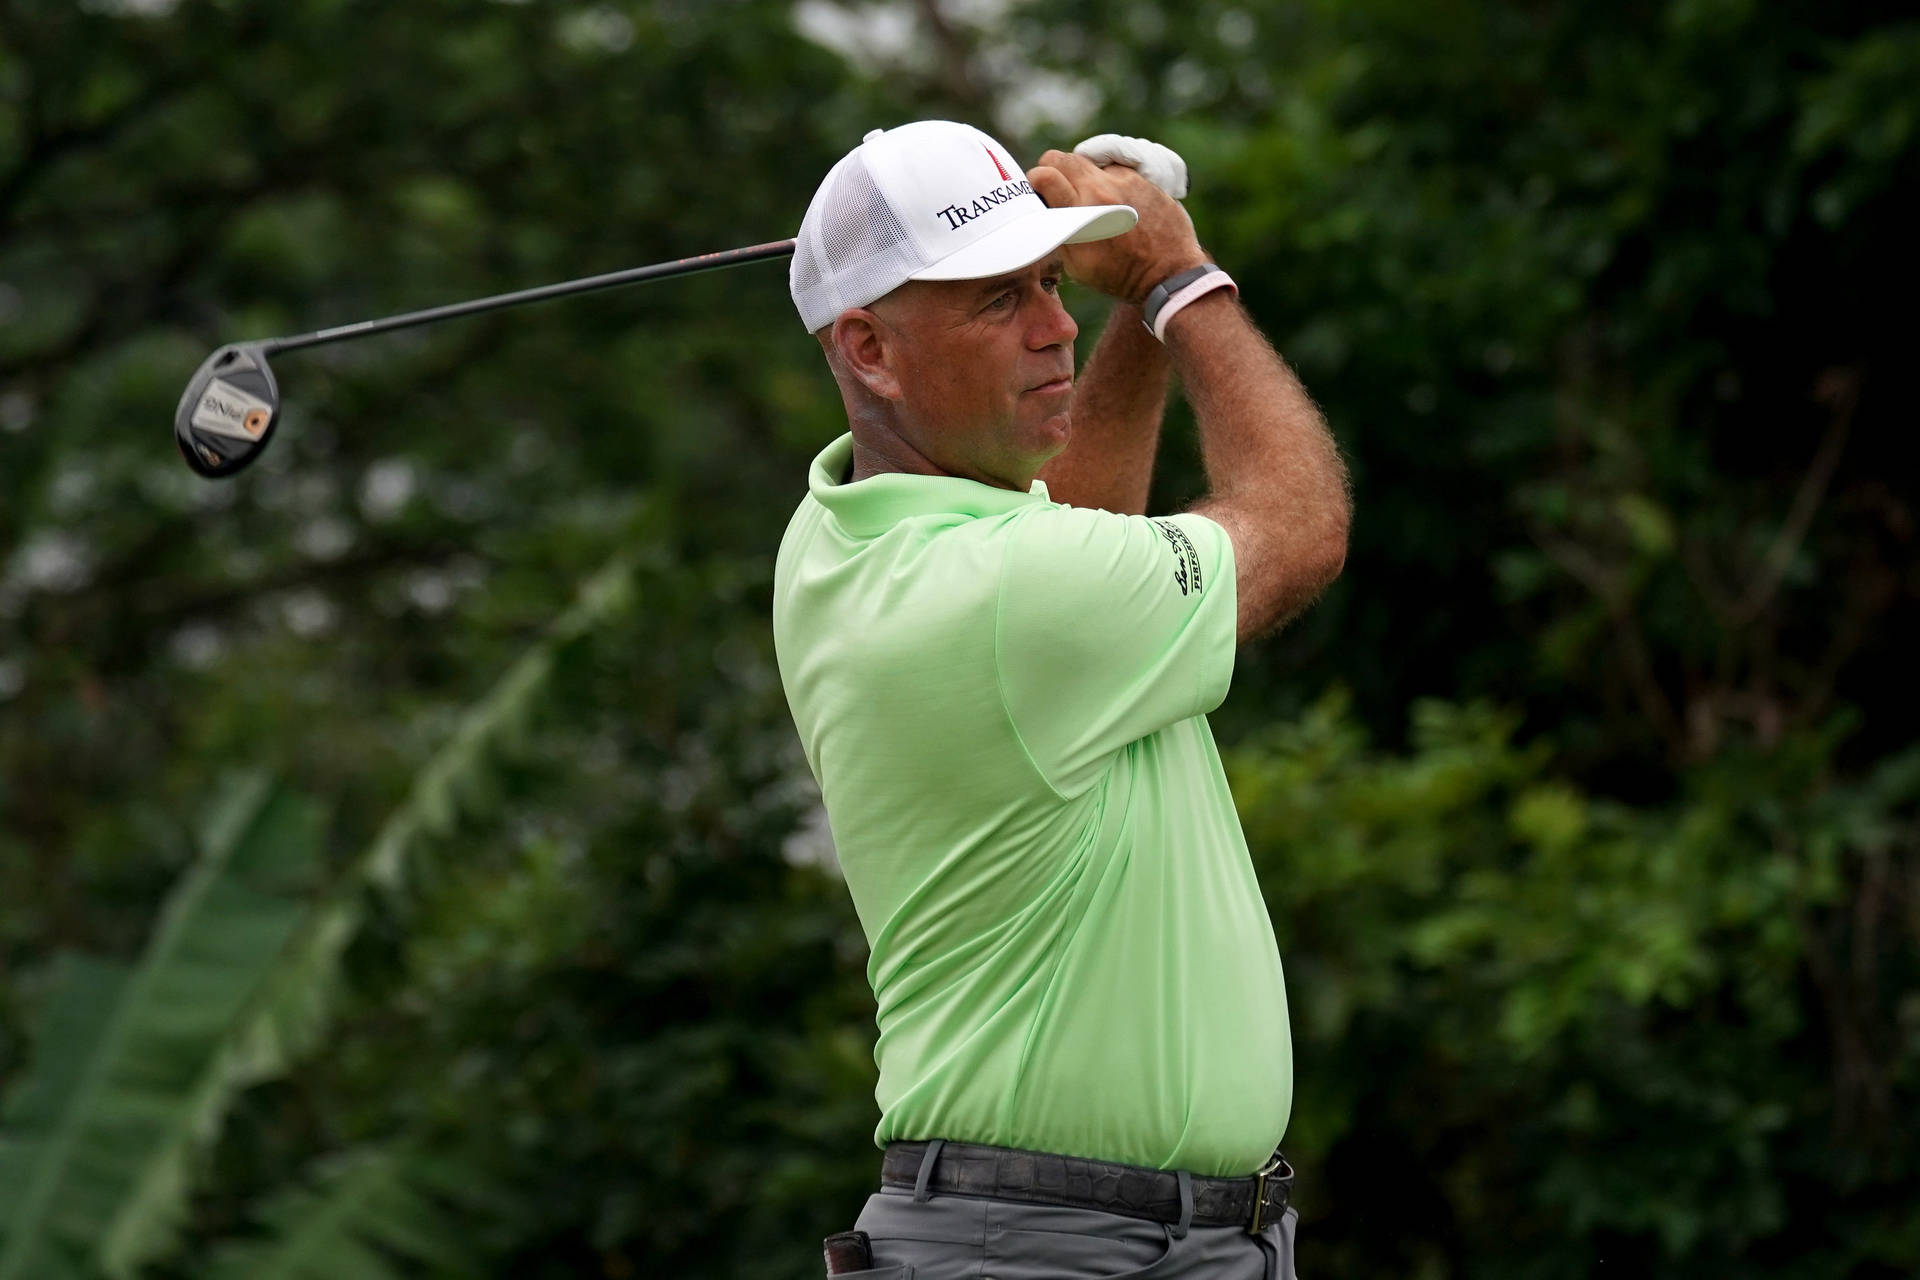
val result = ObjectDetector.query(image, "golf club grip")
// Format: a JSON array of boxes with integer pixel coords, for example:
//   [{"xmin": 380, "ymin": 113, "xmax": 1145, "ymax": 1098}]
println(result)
[{"xmin": 265, "ymin": 239, "xmax": 798, "ymax": 355}]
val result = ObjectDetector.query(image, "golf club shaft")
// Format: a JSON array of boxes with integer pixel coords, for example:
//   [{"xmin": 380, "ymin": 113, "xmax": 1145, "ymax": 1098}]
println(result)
[{"xmin": 261, "ymin": 239, "xmax": 798, "ymax": 356}]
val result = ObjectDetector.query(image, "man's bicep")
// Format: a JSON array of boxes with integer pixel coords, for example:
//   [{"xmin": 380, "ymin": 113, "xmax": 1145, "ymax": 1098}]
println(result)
[{"xmin": 996, "ymin": 508, "xmax": 1237, "ymax": 795}]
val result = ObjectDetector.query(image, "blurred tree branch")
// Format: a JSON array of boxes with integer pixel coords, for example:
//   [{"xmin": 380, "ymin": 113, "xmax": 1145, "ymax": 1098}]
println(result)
[
  {"xmin": 911, "ymin": 0, "xmax": 988, "ymax": 110},
  {"xmin": 1732, "ymin": 368, "xmax": 1859, "ymax": 624}
]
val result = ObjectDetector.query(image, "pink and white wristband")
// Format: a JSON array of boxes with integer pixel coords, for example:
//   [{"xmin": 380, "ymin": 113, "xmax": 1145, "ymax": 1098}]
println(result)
[{"xmin": 1140, "ymin": 263, "xmax": 1237, "ymax": 342}]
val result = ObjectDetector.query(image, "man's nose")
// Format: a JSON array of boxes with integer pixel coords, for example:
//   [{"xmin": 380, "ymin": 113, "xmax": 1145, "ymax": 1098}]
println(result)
[{"xmin": 1028, "ymin": 289, "xmax": 1077, "ymax": 348}]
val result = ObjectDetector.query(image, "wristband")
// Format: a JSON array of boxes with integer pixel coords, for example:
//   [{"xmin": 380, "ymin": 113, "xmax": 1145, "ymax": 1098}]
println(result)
[{"xmin": 1141, "ymin": 263, "xmax": 1236, "ymax": 342}]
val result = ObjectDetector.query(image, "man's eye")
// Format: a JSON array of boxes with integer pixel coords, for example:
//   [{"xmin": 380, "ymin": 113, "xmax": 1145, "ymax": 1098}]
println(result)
[
  {"xmin": 1043, "ymin": 277, "xmax": 1060, "ymax": 292},
  {"xmin": 986, "ymin": 291, "xmax": 1015, "ymax": 311}
]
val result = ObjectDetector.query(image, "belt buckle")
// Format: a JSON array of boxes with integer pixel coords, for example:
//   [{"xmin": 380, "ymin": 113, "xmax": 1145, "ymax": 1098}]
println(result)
[{"xmin": 1245, "ymin": 1151, "xmax": 1291, "ymax": 1235}]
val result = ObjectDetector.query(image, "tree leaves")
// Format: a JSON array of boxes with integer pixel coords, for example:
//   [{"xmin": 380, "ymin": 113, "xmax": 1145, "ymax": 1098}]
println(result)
[
  {"xmin": 0, "ymin": 776, "xmax": 324, "ymax": 1280},
  {"xmin": 201, "ymin": 1145, "xmax": 480, "ymax": 1280},
  {"xmin": 0, "ymin": 549, "xmax": 634, "ymax": 1279}
]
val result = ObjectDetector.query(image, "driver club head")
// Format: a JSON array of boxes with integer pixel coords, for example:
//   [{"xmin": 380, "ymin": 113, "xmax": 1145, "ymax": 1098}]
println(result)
[{"xmin": 174, "ymin": 344, "xmax": 281, "ymax": 478}]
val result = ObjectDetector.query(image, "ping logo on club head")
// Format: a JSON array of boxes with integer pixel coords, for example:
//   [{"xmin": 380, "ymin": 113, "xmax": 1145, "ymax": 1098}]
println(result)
[{"xmin": 191, "ymin": 377, "xmax": 274, "ymax": 442}]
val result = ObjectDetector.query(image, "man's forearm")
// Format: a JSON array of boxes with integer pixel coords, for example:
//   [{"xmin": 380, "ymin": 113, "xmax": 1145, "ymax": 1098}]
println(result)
[
  {"xmin": 1172, "ymin": 290, "xmax": 1351, "ymax": 640},
  {"xmin": 1036, "ymin": 303, "xmax": 1170, "ymax": 515}
]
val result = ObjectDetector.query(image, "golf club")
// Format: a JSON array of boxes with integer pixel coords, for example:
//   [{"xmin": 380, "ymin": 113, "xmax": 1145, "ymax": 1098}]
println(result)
[{"xmin": 173, "ymin": 238, "xmax": 798, "ymax": 479}]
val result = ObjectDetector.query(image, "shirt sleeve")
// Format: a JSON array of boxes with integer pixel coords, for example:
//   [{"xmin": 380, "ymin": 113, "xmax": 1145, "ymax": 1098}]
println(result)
[{"xmin": 995, "ymin": 505, "xmax": 1237, "ymax": 797}]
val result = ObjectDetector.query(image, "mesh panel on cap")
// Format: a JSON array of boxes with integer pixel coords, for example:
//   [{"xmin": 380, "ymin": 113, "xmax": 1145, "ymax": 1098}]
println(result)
[{"xmin": 790, "ymin": 152, "xmax": 925, "ymax": 332}]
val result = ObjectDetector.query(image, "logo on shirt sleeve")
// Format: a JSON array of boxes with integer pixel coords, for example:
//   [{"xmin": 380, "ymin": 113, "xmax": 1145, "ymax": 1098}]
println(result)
[{"xmin": 1151, "ymin": 519, "xmax": 1203, "ymax": 597}]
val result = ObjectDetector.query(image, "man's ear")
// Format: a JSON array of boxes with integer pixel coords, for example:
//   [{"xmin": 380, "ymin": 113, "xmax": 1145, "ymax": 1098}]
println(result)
[{"xmin": 832, "ymin": 310, "xmax": 903, "ymax": 401}]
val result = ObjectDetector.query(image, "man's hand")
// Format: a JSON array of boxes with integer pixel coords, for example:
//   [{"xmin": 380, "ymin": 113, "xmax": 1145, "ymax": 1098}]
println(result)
[{"xmin": 1026, "ymin": 151, "xmax": 1207, "ymax": 305}]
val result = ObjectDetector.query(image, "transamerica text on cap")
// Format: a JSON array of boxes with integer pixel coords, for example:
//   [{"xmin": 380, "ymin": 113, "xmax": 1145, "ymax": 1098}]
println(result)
[{"xmin": 934, "ymin": 180, "xmax": 1036, "ymax": 232}]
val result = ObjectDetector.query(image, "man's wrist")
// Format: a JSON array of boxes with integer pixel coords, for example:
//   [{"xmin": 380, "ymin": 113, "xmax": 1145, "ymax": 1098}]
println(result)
[
  {"xmin": 1141, "ymin": 263, "xmax": 1236, "ymax": 341},
  {"xmin": 1158, "ymin": 284, "xmax": 1238, "ymax": 344}
]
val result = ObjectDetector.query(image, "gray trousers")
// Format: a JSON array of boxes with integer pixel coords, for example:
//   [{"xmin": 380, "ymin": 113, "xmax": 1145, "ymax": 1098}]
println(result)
[{"xmin": 839, "ymin": 1142, "xmax": 1299, "ymax": 1279}]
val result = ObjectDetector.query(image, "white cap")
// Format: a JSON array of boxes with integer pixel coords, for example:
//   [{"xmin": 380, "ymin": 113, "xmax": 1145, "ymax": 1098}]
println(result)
[{"xmin": 790, "ymin": 120, "xmax": 1138, "ymax": 332}]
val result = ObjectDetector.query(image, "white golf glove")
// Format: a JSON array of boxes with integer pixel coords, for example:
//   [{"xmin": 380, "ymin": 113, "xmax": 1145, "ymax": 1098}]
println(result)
[{"xmin": 1072, "ymin": 133, "xmax": 1190, "ymax": 200}]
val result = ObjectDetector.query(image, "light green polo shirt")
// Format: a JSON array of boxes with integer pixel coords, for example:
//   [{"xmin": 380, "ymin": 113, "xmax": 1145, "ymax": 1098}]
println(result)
[{"xmin": 772, "ymin": 433, "xmax": 1290, "ymax": 1177}]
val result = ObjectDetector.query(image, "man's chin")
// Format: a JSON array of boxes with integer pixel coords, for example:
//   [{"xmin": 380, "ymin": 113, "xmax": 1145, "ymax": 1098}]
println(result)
[
  {"xmin": 1012, "ymin": 411, "xmax": 1070, "ymax": 470},
  {"xmin": 1039, "ymin": 405, "xmax": 1073, "ymax": 450}
]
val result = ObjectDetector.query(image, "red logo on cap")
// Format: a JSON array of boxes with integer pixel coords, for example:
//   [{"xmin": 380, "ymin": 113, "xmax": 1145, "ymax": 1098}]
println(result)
[{"xmin": 984, "ymin": 145, "xmax": 1012, "ymax": 181}]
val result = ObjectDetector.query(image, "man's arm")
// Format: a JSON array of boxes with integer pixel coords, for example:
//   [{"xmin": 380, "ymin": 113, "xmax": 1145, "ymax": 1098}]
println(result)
[
  {"xmin": 1170, "ymin": 291, "xmax": 1350, "ymax": 643},
  {"xmin": 1027, "ymin": 150, "xmax": 1351, "ymax": 644},
  {"xmin": 1034, "ymin": 302, "xmax": 1169, "ymax": 515}
]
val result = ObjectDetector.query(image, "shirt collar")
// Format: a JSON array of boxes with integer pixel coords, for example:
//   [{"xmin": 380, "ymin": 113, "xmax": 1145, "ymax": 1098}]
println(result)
[{"xmin": 807, "ymin": 433, "xmax": 1050, "ymax": 536}]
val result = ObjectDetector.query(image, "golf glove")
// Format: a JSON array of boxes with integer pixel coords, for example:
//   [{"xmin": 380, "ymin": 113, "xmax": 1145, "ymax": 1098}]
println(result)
[{"xmin": 1072, "ymin": 133, "xmax": 1190, "ymax": 200}]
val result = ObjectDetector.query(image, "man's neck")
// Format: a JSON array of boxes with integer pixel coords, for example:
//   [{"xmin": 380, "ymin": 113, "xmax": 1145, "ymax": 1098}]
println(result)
[
  {"xmin": 848, "ymin": 433, "xmax": 947, "ymax": 484},
  {"xmin": 846, "ymin": 428, "xmax": 1031, "ymax": 492}
]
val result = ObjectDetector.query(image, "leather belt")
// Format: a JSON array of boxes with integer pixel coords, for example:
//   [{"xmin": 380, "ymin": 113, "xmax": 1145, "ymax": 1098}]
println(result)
[{"xmin": 881, "ymin": 1140, "xmax": 1293, "ymax": 1234}]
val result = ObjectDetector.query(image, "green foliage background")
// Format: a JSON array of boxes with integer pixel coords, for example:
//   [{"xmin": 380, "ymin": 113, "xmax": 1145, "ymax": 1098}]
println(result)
[{"xmin": 1, "ymin": 0, "xmax": 1914, "ymax": 1276}]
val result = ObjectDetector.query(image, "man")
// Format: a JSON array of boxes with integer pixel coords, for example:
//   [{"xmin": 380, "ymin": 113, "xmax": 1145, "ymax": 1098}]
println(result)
[{"xmin": 773, "ymin": 120, "xmax": 1350, "ymax": 1280}]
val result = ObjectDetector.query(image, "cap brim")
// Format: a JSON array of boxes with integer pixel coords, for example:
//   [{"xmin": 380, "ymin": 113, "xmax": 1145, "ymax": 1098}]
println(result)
[{"xmin": 908, "ymin": 204, "xmax": 1138, "ymax": 282}]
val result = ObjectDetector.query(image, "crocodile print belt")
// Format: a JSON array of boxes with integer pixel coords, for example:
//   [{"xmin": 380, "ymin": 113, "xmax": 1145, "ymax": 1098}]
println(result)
[{"xmin": 880, "ymin": 1139, "xmax": 1293, "ymax": 1234}]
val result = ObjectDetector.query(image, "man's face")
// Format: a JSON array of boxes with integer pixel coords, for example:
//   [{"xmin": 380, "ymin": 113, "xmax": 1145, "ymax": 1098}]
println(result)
[{"xmin": 869, "ymin": 256, "xmax": 1078, "ymax": 489}]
